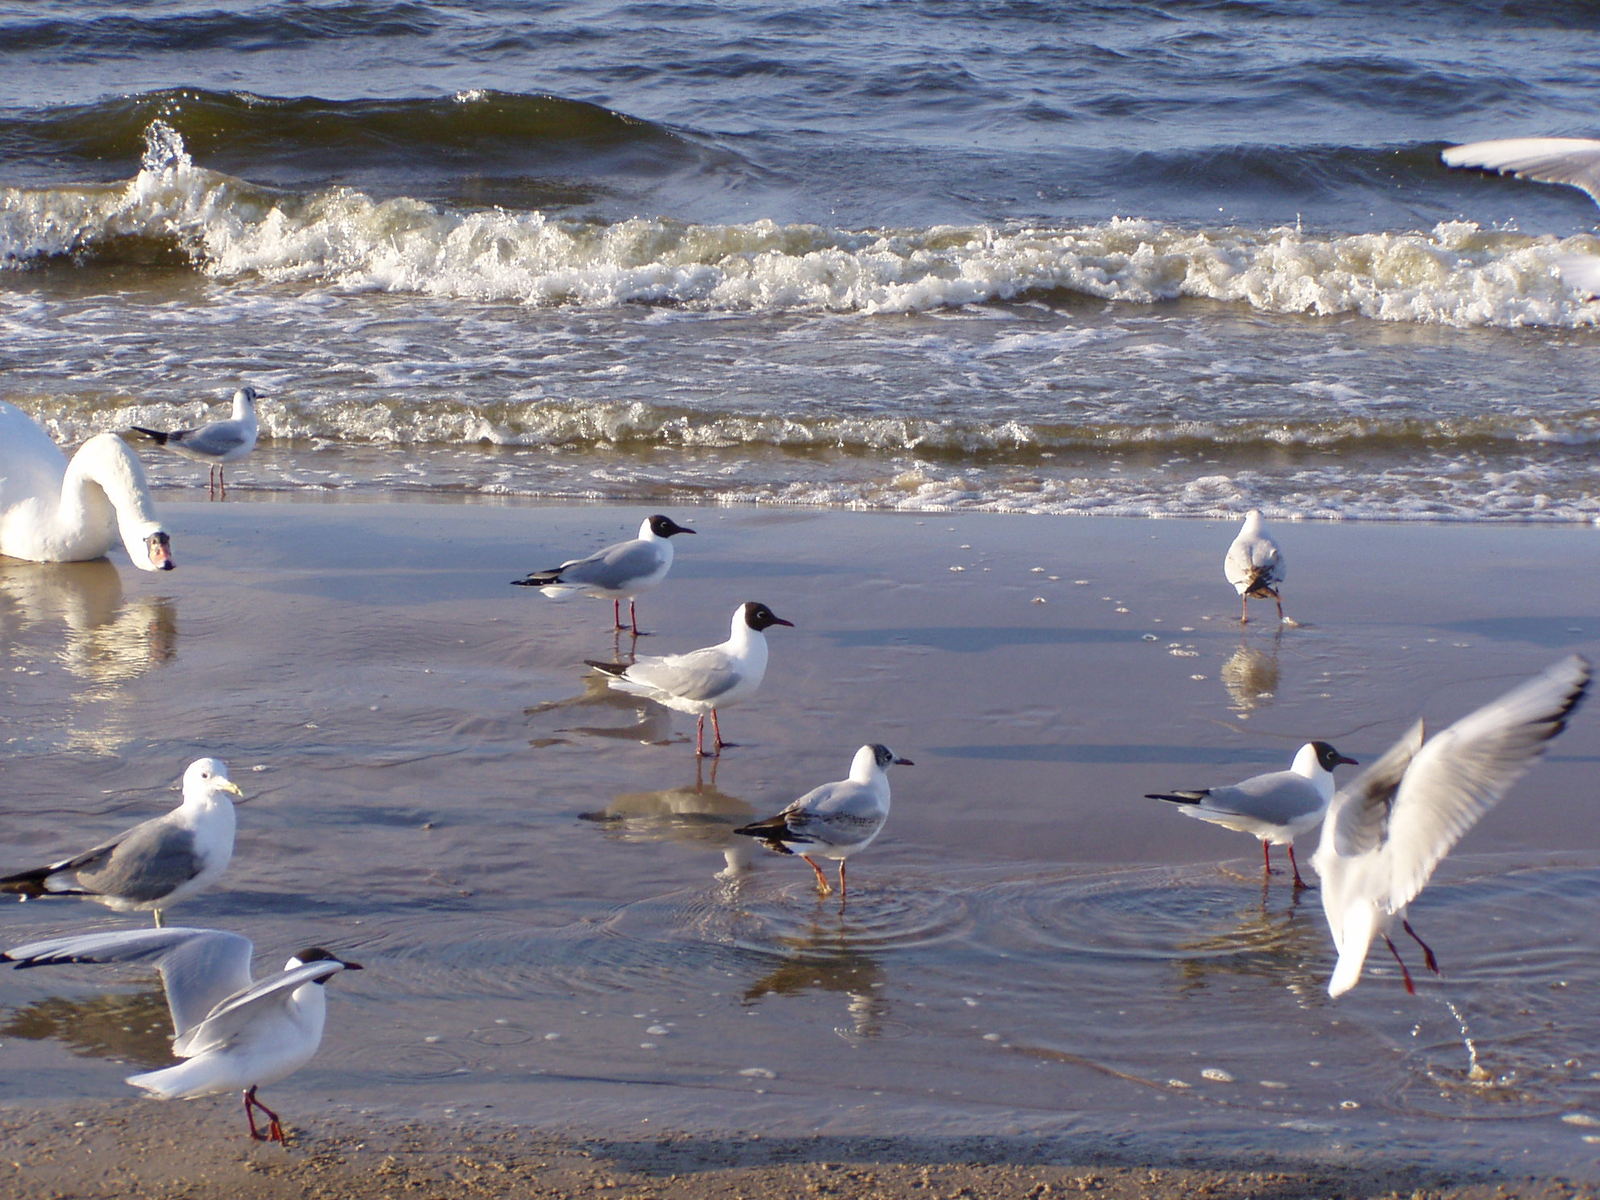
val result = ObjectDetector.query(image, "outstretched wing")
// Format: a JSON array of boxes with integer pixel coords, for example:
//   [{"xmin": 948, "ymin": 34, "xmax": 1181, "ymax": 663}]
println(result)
[
  {"xmin": 3, "ymin": 927, "xmax": 255, "ymax": 1040},
  {"xmin": 1442, "ymin": 138, "xmax": 1600, "ymax": 207},
  {"xmin": 1382, "ymin": 655, "xmax": 1589, "ymax": 913},
  {"xmin": 173, "ymin": 959, "xmax": 345, "ymax": 1057}
]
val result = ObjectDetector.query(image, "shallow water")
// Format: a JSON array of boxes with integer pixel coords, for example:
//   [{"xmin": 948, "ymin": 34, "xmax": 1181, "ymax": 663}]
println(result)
[{"xmin": 1, "ymin": 502, "xmax": 1598, "ymax": 1175}]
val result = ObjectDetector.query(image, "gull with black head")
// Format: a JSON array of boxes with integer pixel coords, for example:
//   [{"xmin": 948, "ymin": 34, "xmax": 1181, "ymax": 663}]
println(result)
[
  {"xmin": 587, "ymin": 600, "xmax": 793, "ymax": 756},
  {"xmin": 2, "ymin": 926, "xmax": 361, "ymax": 1144},
  {"xmin": 512, "ymin": 513, "xmax": 695, "ymax": 636},
  {"xmin": 1146, "ymin": 741, "xmax": 1358, "ymax": 889}
]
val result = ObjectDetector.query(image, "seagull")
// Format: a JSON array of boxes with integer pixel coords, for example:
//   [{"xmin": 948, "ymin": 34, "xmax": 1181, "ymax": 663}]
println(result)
[
  {"xmin": 1145, "ymin": 741, "xmax": 1358, "ymax": 888},
  {"xmin": 1442, "ymin": 138, "xmax": 1600, "ymax": 295},
  {"xmin": 735, "ymin": 743, "xmax": 912, "ymax": 898},
  {"xmin": 1314, "ymin": 654, "xmax": 1590, "ymax": 998},
  {"xmin": 131, "ymin": 386, "xmax": 262, "ymax": 498},
  {"xmin": 586, "ymin": 600, "xmax": 793, "ymax": 756},
  {"xmin": 0, "ymin": 758, "xmax": 242, "ymax": 927},
  {"xmin": 1224, "ymin": 509, "xmax": 1286, "ymax": 624},
  {"xmin": 1, "ymin": 927, "xmax": 361, "ymax": 1143},
  {"xmin": 511, "ymin": 514, "xmax": 696, "ymax": 636}
]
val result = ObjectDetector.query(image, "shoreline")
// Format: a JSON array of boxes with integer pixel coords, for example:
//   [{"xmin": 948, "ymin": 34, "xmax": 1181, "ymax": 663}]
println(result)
[{"xmin": 3, "ymin": 1100, "xmax": 1597, "ymax": 1200}]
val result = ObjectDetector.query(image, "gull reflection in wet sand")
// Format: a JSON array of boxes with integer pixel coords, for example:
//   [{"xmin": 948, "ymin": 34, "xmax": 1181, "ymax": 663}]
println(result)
[
  {"xmin": 1220, "ymin": 629, "xmax": 1281, "ymax": 714},
  {"xmin": 580, "ymin": 757, "xmax": 757, "ymax": 879},
  {"xmin": 1171, "ymin": 887, "xmax": 1325, "ymax": 996},
  {"xmin": 525, "ymin": 668, "xmax": 676, "ymax": 746},
  {"xmin": 1, "ymin": 985, "xmax": 174, "ymax": 1069},
  {"xmin": 0, "ymin": 561, "xmax": 178, "ymax": 688},
  {"xmin": 743, "ymin": 914, "xmax": 889, "ymax": 1039}
]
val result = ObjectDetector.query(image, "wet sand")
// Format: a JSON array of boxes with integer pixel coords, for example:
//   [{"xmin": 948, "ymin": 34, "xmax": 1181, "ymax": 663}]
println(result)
[{"xmin": 2, "ymin": 500, "xmax": 1599, "ymax": 1194}]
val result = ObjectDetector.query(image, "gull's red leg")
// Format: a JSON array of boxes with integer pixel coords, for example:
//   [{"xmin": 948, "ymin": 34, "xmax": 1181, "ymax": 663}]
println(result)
[
  {"xmin": 800, "ymin": 854, "xmax": 833, "ymax": 896},
  {"xmin": 1402, "ymin": 919, "xmax": 1440, "ymax": 974},
  {"xmin": 1383, "ymin": 935, "xmax": 1417, "ymax": 995}
]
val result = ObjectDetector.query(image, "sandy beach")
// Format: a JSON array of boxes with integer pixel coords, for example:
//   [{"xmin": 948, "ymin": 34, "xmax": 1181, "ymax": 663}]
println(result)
[{"xmin": 3, "ymin": 499, "xmax": 1599, "ymax": 1196}]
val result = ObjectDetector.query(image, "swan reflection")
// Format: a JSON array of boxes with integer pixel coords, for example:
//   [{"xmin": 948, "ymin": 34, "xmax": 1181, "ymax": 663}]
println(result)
[{"xmin": 0, "ymin": 560, "xmax": 177, "ymax": 689}]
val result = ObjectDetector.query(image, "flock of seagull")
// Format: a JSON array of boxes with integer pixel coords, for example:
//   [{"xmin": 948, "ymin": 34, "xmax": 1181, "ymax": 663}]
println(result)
[{"xmin": 0, "ymin": 138, "xmax": 1597, "ymax": 1145}]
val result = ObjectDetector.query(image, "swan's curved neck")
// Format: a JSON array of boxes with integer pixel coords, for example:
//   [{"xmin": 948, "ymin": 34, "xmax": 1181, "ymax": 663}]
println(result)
[{"xmin": 59, "ymin": 435, "xmax": 164, "ymax": 566}]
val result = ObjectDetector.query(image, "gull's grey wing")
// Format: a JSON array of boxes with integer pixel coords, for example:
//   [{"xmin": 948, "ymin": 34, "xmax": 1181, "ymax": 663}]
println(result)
[
  {"xmin": 780, "ymin": 780, "xmax": 886, "ymax": 846},
  {"xmin": 173, "ymin": 959, "xmax": 345, "ymax": 1058},
  {"xmin": 1442, "ymin": 138, "xmax": 1600, "ymax": 207},
  {"xmin": 623, "ymin": 647, "xmax": 741, "ymax": 702},
  {"xmin": 170, "ymin": 421, "xmax": 249, "ymax": 458},
  {"xmin": 66, "ymin": 815, "xmax": 201, "ymax": 903},
  {"xmin": 1382, "ymin": 655, "xmax": 1589, "ymax": 912},
  {"xmin": 2, "ymin": 927, "xmax": 255, "ymax": 1040},
  {"xmin": 1205, "ymin": 772, "xmax": 1322, "ymax": 825},
  {"xmin": 560, "ymin": 538, "xmax": 661, "ymax": 588}
]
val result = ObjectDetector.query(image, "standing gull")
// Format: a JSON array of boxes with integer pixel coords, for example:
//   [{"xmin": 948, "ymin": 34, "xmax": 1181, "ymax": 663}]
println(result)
[
  {"xmin": 1224, "ymin": 509, "xmax": 1286, "ymax": 624},
  {"xmin": 1, "ymin": 927, "xmax": 361, "ymax": 1143},
  {"xmin": 1146, "ymin": 742, "xmax": 1358, "ymax": 889},
  {"xmin": 131, "ymin": 386, "xmax": 262, "ymax": 498},
  {"xmin": 1314, "ymin": 655, "xmax": 1589, "ymax": 998},
  {"xmin": 1442, "ymin": 138, "xmax": 1600, "ymax": 295},
  {"xmin": 736, "ymin": 743, "xmax": 912, "ymax": 898},
  {"xmin": 587, "ymin": 601, "xmax": 793, "ymax": 756},
  {"xmin": 0, "ymin": 758, "xmax": 242, "ymax": 927},
  {"xmin": 511, "ymin": 514, "xmax": 695, "ymax": 636}
]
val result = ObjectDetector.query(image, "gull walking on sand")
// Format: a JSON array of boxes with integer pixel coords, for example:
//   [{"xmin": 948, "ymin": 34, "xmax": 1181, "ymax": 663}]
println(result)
[
  {"xmin": 736, "ymin": 744, "xmax": 912, "ymax": 898},
  {"xmin": 1145, "ymin": 741, "xmax": 1357, "ymax": 889},
  {"xmin": 0, "ymin": 758, "xmax": 242, "ymax": 927},
  {"xmin": 1, "ymin": 927, "xmax": 361, "ymax": 1143},
  {"xmin": 1314, "ymin": 655, "xmax": 1589, "ymax": 998},
  {"xmin": 587, "ymin": 601, "xmax": 793, "ymax": 756},
  {"xmin": 131, "ymin": 386, "xmax": 262, "ymax": 498},
  {"xmin": 1442, "ymin": 138, "xmax": 1600, "ymax": 295},
  {"xmin": 1224, "ymin": 509, "xmax": 1285, "ymax": 624},
  {"xmin": 512, "ymin": 514, "xmax": 695, "ymax": 636}
]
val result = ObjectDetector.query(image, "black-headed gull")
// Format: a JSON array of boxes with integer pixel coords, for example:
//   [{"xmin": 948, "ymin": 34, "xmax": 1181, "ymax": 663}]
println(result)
[
  {"xmin": 1, "ymin": 927, "xmax": 360, "ymax": 1143},
  {"xmin": 1224, "ymin": 510, "xmax": 1286, "ymax": 624},
  {"xmin": 1314, "ymin": 655, "xmax": 1590, "ymax": 998},
  {"xmin": 586, "ymin": 600, "xmax": 793, "ymax": 756},
  {"xmin": 131, "ymin": 386, "xmax": 262, "ymax": 498},
  {"xmin": 1442, "ymin": 138, "xmax": 1600, "ymax": 295},
  {"xmin": 1146, "ymin": 741, "xmax": 1357, "ymax": 888},
  {"xmin": 511, "ymin": 514, "xmax": 695, "ymax": 636},
  {"xmin": 1, "ymin": 758, "xmax": 242, "ymax": 927},
  {"xmin": 736, "ymin": 743, "xmax": 912, "ymax": 898}
]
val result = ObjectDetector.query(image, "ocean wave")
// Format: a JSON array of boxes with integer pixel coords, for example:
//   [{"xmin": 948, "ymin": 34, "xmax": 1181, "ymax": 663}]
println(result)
[
  {"xmin": 28, "ymin": 392, "xmax": 1600, "ymax": 457},
  {"xmin": 0, "ymin": 89, "xmax": 713, "ymax": 195},
  {"xmin": 3, "ymin": 123, "xmax": 1599, "ymax": 329}
]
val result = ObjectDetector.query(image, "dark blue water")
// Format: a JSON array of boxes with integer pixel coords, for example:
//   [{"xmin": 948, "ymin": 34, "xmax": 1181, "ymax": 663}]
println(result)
[{"xmin": 3, "ymin": 0, "xmax": 1600, "ymax": 519}]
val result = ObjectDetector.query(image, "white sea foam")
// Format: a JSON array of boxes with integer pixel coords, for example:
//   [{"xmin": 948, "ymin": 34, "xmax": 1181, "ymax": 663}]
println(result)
[{"xmin": 4, "ymin": 124, "xmax": 1600, "ymax": 330}]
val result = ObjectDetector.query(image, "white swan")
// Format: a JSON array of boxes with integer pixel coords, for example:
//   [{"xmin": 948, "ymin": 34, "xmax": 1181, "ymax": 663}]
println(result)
[{"xmin": 0, "ymin": 401, "xmax": 174, "ymax": 570}]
